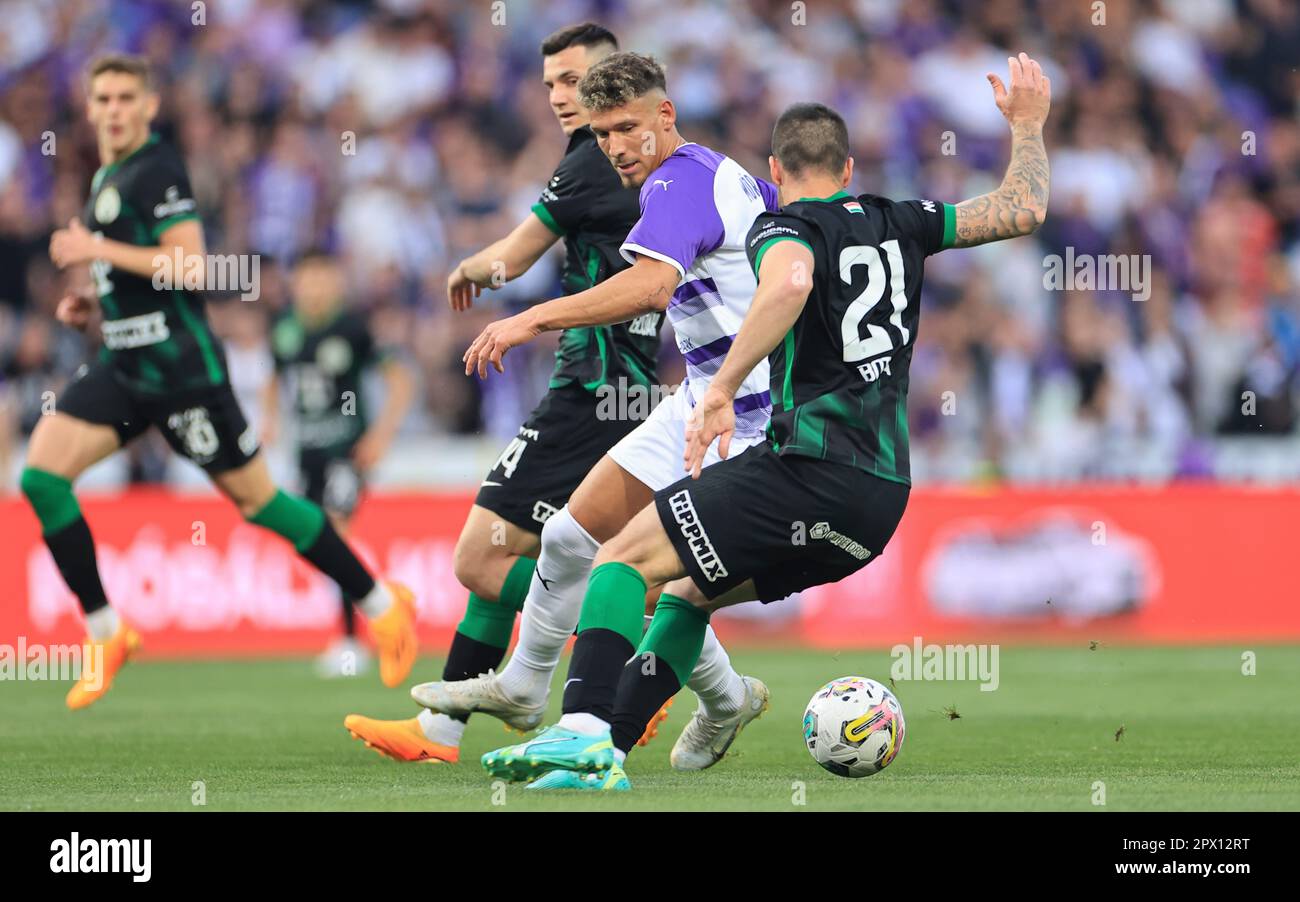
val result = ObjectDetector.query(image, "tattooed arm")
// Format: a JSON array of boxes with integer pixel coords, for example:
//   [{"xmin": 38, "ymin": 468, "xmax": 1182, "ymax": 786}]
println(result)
[{"xmin": 953, "ymin": 52, "xmax": 1052, "ymax": 248}]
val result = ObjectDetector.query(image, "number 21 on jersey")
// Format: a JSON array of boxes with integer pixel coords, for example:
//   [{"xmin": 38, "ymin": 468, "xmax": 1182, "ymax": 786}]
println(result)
[{"xmin": 839, "ymin": 239, "xmax": 909, "ymax": 383}]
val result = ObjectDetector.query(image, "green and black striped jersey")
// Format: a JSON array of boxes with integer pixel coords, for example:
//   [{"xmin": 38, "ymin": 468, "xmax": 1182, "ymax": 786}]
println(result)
[
  {"xmin": 271, "ymin": 308, "xmax": 387, "ymax": 454},
  {"xmin": 744, "ymin": 190, "xmax": 956, "ymax": 486},
  {"xmin": 82, "ymin": 133, "xmax": 223, "ymax": 396},
  {"xmin": 531, "ymin": 126, "xmax": 663, "ymax": 392}
]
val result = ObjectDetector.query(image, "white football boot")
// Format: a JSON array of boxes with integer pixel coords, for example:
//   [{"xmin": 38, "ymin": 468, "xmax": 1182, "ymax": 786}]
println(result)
[
  {"xmin": 670, "ymin": 675, "xmax": 770, "ymax": 770},
  {"xmin": 410, "ymin": 669, "xmax": 546, "ymax": 733},
  {"xmin": 315, "ymin": 637, "xmax": 371, "ymax": 679}
]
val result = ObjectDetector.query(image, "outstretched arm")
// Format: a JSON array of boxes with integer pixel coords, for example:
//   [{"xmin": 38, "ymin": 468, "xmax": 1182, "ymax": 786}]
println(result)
[
  {"xmin": 462, "ymin": 255, "xmax": 678, "ymax": 378},
  {"xmin": 447, "ymin": 214, "xmax": 560, "ymax": 311},
  {"xmin": 953, "ymin": 52, "xmax": 1051, "ymax": 248}
]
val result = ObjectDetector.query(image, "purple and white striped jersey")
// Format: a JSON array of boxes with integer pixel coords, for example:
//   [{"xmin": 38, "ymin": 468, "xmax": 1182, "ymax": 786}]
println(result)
[{"xmin": 619, "ymin": 142, "xmax": 779, "ymax": 437}]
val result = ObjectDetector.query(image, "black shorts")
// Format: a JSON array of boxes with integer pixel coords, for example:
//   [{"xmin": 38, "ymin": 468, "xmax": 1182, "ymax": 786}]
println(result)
[
  {"xmin": 475, "ymin": 382, "xmax": 640, "ymax": 533},
  {"xmin": 300, "ymin": 447, "xmax": 364, "ymax": 519},
  {"xmin": 58, "ymin": 360, "xmax": 259, "ymax": 475},
  {"xmin": 654, "ymin": 443, "xmax": 910, "ymax": 603}
]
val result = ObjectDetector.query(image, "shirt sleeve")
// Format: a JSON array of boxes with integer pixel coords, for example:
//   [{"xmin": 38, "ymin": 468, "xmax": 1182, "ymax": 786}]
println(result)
[
  {"xmin": 888, "ymin": 198, "xmax": 956, "ymax": 256},
  {"xmin": 745, "ymin": 212, "xmax": 816, "ymax": 277},
  {"xmin": 531, "ymin": 146, "xmax": 603, "ymax": 236},
  {"xmin": 619, "ymin": 158, "xmax": 724, "ymax": 278},
  {"xmin": 131, "ymin": 156, "xmax": 199, "ymax": 241}
]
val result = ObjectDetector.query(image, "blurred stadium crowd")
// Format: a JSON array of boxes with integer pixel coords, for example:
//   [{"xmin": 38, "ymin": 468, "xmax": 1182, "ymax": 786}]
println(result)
[{"xmin": 1, "ymin": 0, "xmax": 1299, "ymax": 487}]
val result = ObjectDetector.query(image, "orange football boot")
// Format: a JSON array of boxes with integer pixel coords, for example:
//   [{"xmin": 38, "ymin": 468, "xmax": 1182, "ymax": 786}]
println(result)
[
  {"xmin": 368, "ymin": 582, "xmax": 418, "ymax": 687},
  {"xmin": 344, "ymin": 714, "xmax": 459, "ymax": 763},
  {"xmin": 637, "ymin": 696, "xmax": 675, "ymax": 746},
  {"xmin": 66, "ymin": 623, "xmax": 141, "ymax": 710}
]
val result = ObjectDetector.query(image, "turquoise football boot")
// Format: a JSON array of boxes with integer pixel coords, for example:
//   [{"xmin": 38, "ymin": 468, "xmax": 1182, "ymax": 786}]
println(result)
[
  {"xmin": 481, "ymin": 724, "xmax": 616, "ymax": 782},
  {"xmin": 526, "ymin": 764, "xmax": 631, "ymax": 791}
]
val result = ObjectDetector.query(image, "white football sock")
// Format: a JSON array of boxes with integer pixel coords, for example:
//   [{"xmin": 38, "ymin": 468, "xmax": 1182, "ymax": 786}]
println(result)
[
  {"xmin": 497, "ymin": 506, "xmax": 599, "ymax": 705},
  {"xmin": 686, "ymin": 625, "xmax": 747, "ymax": 719},
  {"xmin": 85, "ymin": 606, "xmax": 120, "ymax": 641},
  {"xmin": 418, "ymin": 709, "xmax": 465, "ymax": 747},
  {"xmin": 613, "ymin": 748, "xmax": 627, "ymax": 766},
  {"xmin": 357, "ymin": 581, "xmax": 393, "ymax": 619},
  {"xmin": 558, "ymin": 712, "xmax": 610, "ymax": 736}
]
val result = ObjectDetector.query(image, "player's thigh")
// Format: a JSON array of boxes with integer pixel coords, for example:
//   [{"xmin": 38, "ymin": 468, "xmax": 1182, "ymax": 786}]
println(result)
[
  {"xmin": 210, "ymin": 452, "xmax": 278, "ymax": 518},
  {"xmin": 595, "ymin": 498, "xmax": 685, "ymax": 586},
  {"xmin": 25, "ymin": 413, "xmax": 121, "ymax": 480},
  {"xmin": 567, "ymin": 453, "xmax": 654, "ymax": 544}
]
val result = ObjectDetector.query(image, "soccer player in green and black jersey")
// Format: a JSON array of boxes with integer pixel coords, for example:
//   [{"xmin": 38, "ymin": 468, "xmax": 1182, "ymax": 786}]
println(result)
[
  {"xmin": 342, "ymin": 23, "xmax": 673, "ymax": 763},
  {"xmin": 266, "ymin": 252, "xmax": 413, "ymax": 676},
  {"xmin": 476, "ymin": 55, "xmax": 1052, "ymax": 789},
  {"xmin": 21, "ymin": 54, "xmax": 419, "ymax": 710}
]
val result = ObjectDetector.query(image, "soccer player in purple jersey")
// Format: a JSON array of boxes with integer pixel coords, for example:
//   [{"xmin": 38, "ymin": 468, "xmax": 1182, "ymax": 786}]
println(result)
[{"xmin": 412, "ymin": 52, "xmax": 780, "ymax": 779}]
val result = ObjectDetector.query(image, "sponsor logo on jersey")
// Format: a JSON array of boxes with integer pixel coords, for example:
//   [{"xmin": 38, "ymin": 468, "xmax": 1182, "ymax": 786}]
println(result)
[
  {"xmin": 652, "ymin": 179, "xmax": 673, "ymax": 191},
  {"xmin": 667, "ymin": 489, "xmax": 728, "ymax": 582},
  {"xmin": 857, "ymin": 356, "xmax": 893, "ymax": 383},
  {"xmin": 809, "ymin": 521, "xmax": 872, "ymax": 561},
  {"xmin": 101, "ymin": 311, "xmax": 171, "ymax": 349},
  {"xmin": 628, "ymin": 311, "xmax": 660, "ymax": 337},
  {"xmin": 94, "ymin": 185, "xmax": 121, "ymax": 224},
  {"xmin": 920, "ymin": 200, "xmax": 937, "ymax": 213},
  {"xmin": 152, "ymin": 185, "xmax": 197, "ymax": 220},
  {"xmin": 748, "ymin": 224, "xmax": 800, "ymax": 248}
]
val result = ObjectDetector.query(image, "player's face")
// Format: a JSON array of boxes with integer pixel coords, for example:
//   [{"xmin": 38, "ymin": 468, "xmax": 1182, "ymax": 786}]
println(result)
[
  {"xmin": 590, "ymin": 93, "xmax": 673, "ymax": 188},
  {"xmin": 292, "ymin": 261, "xmax": 344, "ymax": 322},
  {"xmin": 87, "ymin": 72, "xmax": 158, "ymax": 157},
  {"xmin": 542, "ymin": 45, "xmax": 592, "ymax": 135}
]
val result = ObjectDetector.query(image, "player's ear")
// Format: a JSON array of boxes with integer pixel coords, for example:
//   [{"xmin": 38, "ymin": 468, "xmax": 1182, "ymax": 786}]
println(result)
[
  {"xmin": 769, "ymin": 155, "xmax": 782, "ymax": 185},
  {"xmin": 658, "ymin": 96, "xmax": 676, "ymax": 132},
  {"xmin": 144, "ymin": 89, "xmax": 160, "ymax": 121},
  {"xmin": 842, "ymin": 156, "xmax": 854, "ymax": 187}
]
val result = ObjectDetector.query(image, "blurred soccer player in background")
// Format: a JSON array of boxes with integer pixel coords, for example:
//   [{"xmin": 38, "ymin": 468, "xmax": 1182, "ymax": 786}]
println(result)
[
  {"xmin": 264, "ymin": 251, "xmax": 414, "ymax": 677},
  {"xmin": 19, "ymin": 55, "xmax": 418, "ymax": 709}
]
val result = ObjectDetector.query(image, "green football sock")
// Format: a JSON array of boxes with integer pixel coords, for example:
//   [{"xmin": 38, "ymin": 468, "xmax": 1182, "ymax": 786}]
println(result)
[
  {"xmin": 637, "ymin": 593, "xmax": 710, "ymax": 685},
  {"xmin": 454, "ymin": 556, "xmax": 534, "ymax": 648},
  {"xmin": 247, "ymin": 489, "xmax": 324, "ymax": 551},
  {"xmin": 576, "ymin": 561, "xmax": 647, "ymax": 648}
]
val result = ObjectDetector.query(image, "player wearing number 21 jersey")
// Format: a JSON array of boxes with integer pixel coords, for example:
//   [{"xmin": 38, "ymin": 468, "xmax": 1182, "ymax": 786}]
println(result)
[{"xmin": 476, "ymin": 52, "xmax": 1053, "ymax": 788}]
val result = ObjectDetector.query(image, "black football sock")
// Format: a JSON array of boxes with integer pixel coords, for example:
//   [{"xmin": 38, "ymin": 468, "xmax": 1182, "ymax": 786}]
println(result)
[
  {"xmin": 340, "ymin": 589, "xmax": 357, "ymax": 637},
  {"xmin": 20, "ymin": 467, "xmax": 110, "ymax": 616},
  {"xmin": 248, "ymin": 490, "xmax": 376, "ymax": 600},
  {"xmin": 441, "ymin": 631, "xmax": 509, "ymax": 723},
  {"xmin": 42, "ymin": 517, "xmax": 110, "ymax": 616},
  {"xmin": 609, "ymin": 594, "xmax": 710, "ymax": 754},
  {"xmin": 298, "ymin": 519, "xmax": 376, "ymax": 600}
]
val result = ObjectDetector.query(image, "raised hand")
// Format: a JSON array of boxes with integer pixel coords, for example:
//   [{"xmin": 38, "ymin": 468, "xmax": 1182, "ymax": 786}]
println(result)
[{"xmin": 987, "ymin": 51, "xmax": 1051, "ymax": 130}]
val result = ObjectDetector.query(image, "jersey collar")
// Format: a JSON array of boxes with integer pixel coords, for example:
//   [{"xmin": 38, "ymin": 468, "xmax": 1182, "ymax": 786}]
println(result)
[
  {"xmin": 793, "ymin": 189, "xmax": 853, "ymax": 204},
  {"xmin": 93, "ymin": 132, "xmax": 160, "ymax": 191}
]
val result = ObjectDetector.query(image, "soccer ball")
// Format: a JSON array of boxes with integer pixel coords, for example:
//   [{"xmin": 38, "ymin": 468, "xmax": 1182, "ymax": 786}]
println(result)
[{"xmin": 802, "ymin": 676, "xmax": 905, "ymax": 777}]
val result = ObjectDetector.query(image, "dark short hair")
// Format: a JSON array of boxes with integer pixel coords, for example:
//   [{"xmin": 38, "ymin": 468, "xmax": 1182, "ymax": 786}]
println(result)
[
  {"xmin": 540, "ymin": 22, "xmax": 618, "ymax": 57},
  {"xmin": 88, "ymin": 53, "xmax": 153, "ymax": 91},
  {"xmin": 578, "ymin": 52, "xmax": 667, "ymax": 113},
  {"xmin": 771, "ymin": 103, "xmax": 850, "ymax": 177}
]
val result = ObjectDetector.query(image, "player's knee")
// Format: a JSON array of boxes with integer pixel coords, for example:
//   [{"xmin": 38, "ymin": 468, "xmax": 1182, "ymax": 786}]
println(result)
[
  {"xmin": 539, "ymin": 505, "xmax": 597, "ymax": 558},
  {"xmin": 452, "ymin": 538, "xmax": 504, "ymax": 600},
  {"xmin": 20, "ymin": 466, "xmax": 80, "ymax": 535},
  {"xmin": 663, "ymin": 576, "xmax": 710, "ymax": 609}
]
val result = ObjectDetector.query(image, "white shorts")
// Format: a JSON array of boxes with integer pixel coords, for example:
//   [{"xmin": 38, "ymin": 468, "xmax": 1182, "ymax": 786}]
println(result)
[{"xmin": 607, "ymin": 385, "xmax": 766, "ymax": 492}]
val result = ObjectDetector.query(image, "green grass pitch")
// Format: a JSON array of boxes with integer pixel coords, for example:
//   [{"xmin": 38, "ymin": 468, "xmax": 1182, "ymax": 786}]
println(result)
[{"xmin": 2, "ymin": 646, "xmax": 1298, "ymax": 811}]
